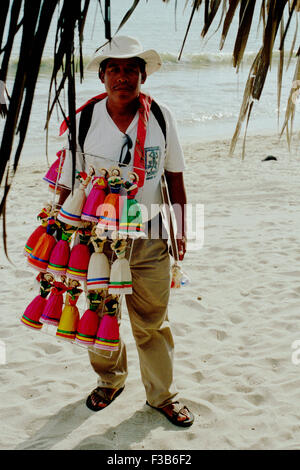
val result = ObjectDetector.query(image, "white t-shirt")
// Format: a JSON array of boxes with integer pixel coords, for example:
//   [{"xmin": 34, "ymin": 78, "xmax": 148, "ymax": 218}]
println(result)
[{"xmin": 59, "ymin": 97, "xmax": 185, "ymax": 221}]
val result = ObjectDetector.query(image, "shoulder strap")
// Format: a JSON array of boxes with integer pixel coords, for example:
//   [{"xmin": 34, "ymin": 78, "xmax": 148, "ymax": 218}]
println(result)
[
  {"xmin": 78, "ymin": 98, "xmax": 167, "ymax": 155},
  {"xmin": 150, "ymin": 100, "xmax": 166, "ymax": 143},
  {"xmin": 78, "ymin": 101, "xmax": 97, "ymax": 154}
]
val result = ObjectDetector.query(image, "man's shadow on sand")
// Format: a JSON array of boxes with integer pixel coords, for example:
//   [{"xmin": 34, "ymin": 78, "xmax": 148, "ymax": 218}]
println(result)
[{"xmin": 15, "ymin": 398, "xmax": 178, "ymax": 450}]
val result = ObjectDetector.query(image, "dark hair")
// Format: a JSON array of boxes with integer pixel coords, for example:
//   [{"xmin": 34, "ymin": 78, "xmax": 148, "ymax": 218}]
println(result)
[{"xmin": 99, "ymin": 57, "xmax": 146, "ymax": 76}]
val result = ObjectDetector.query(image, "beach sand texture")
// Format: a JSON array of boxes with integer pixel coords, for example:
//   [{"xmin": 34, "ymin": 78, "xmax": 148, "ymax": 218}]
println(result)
[{"xmin": 1, "ymin": 133, "xmax": 300, "ymax": 450}]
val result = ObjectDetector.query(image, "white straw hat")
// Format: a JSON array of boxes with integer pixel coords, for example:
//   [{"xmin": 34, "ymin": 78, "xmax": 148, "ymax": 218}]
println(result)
[{"xmin": 86, "ymin": 36, "xmax": 162, "ymax": 76}]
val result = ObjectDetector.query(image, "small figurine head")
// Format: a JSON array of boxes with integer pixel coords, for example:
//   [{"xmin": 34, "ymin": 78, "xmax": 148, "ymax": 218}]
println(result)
[
  {"xmin": 109, "ymin": 166, "xmax": 122, "ymax": 177},
  {"xmin": 99, "ymin": 168, "xmax": 109, "ymax": 178},
  {"xmin": 68, "ymin": 278, "xmax": 81, "ymax": 288},
  {"xmin": 88, "ymin": 165, "xmax": 96, "ymax": 177},
  {"xmin": 43, "ymin": 272, "xmax": 54, "ymax": 283},
  {"xmin": 128, "ymin": 171, "xmax": 139, "ymax": 183}
]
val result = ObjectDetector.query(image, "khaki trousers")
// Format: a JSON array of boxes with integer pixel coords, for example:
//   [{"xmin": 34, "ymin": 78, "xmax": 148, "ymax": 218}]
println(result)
[{"xmin": 88, "ymin": 225, "xmax": 178, "ymax": 408}]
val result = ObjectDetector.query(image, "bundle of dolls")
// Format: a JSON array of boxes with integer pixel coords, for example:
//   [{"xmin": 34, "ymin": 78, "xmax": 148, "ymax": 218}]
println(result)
[{"xmin": 21, "ymin": 161, "xmax": 146, "ymax": 356}]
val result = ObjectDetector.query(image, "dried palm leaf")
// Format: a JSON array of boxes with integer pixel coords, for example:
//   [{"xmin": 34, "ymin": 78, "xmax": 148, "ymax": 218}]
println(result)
[
  {"xmin": 178, "ymin": 1, "xmax": 203, "ymax": 60},
  {"xmin": 201, "ymin": 0, "xmax": 222, "ymax": 37},
  {"xmin": 233, "ymin": 0, "xmax": 256, "ymax": 71},
  {"xmin": 277, "ymin": 17, "xmax": 284, "ymax": 125},
  {"xmin": 219, "ymin": 0, "xmax": 240, "ymax": 50},
  {"xmin": 280, "ymin": 55, "xmax": 300, "ymax": 146},
  {"xmin": 285, "ymin": 13, "xmax": 298, "ymax": 70},
  {"xmin": 229, "ymin": 50, "xmax": 261, "ymax": 156}
]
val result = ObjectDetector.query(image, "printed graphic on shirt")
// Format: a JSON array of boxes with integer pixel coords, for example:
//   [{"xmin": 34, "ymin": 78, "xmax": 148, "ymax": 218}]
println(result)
[{"xmin": 144, "ymin": 146, "xmax": 161, "ymax": 180}]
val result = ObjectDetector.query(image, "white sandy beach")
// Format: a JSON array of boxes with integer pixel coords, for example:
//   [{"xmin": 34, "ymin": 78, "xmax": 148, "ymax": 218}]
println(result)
[{"xmin": 1, "ymin": 132, "xmax": 300, "ymax": 450}]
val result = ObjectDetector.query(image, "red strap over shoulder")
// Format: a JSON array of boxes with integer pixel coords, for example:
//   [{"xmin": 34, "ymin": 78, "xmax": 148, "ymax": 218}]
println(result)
[{"xmin": 59, "ymin": 92, "xmax": 108, "ymax": 136}]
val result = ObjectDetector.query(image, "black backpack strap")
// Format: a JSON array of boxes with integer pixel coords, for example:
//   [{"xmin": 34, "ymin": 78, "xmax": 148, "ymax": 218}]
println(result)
[
  {"xmin": 150, "ymin": 100, "xmax": 166, "ymax": 144},
  {"xmin": 78, "ymin": 100, "xmax": 97, "ymax": 155}
]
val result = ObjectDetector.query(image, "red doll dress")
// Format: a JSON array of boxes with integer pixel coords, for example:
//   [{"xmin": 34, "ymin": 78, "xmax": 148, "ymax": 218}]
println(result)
[
  {"xmin": 24, "ymin": 206, "xmax": 52, "ymax": 257},
  {"xmin": 81, "ymin": 175, "xmax": 108, "ymax": 222},
  {"xmin": 66, "ymin": 229, "xmax": 91, "ymax": 281},
  {"xmin": 21, "ymin": 275, "xmax": 53, "ymax": 330}
]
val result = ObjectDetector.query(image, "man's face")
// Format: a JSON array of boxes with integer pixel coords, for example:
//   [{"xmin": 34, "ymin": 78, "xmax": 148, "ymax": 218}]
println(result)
[{"xmin": 99, "ymin": 57, "xmax": 147, "ymax": 105}]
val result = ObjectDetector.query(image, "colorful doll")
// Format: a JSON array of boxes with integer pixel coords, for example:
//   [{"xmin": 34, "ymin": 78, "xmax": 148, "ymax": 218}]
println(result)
[
  {"xmin": 43, "ymin": 149, "xmax": 66, "ymax": 194},
  {"xmin": 118, "ymin": 171, "xmax": 146, "ymax": 238},
  {"xmin": 75, "ymin": 291, "xmax": 102, "ymax": 347},
  {"xmin": 56, "ymin": 279, "xmax": 82, "ymax": 341},
  {"xmin": 47, "ymin": 223, "xmax": 75, "ymax": 276},
  {"xmin": 24, "ymin": 204, "xmax": 52, "ymax": 257},
  {"xmin": 108, "ymin": 238, "xmax": 132, "ymax": 295},
  {"xmin": 86, "ymin": 227, "xmax": 110, "ymax": 291},
  {"xmin": 40, "ymin": 275, "xmax": 68, "ymax": 326},
  {"xmin": 21, "ymin": 272, "xmax": 54, "ymax": 330},
  {"xmin": 66, "ymin": 226, "xmax": 91, "ymax": 281},
  {"xmin": 94, "ymin": 294, "xmax": 120, "ymax": 351},
  {"xmin": 81, "ymin": 167, "xmax": 109, "ymax": 222},
  {"xmin": 96, "ymin": 166, "xmax": 124, "ymax": 233},
  {"xmin": 27, "ymin": 216, "xmax": 58, "ymax": 273},
  {"xmin": 58, "ymin": 167, "xmax": 94, "ymax": 227}
]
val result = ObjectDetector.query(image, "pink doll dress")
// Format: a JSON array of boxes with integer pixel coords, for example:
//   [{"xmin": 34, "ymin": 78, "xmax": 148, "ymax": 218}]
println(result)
[
  {"xmin": 81, "ymin": 175, "xmax": 108, "ymax": 222},
  {"xmin": 40, "ymin": 281, "xmax": 68, "ymax": 326}
]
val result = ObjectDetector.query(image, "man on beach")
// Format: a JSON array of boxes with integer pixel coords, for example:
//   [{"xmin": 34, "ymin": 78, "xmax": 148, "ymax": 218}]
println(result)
[{"xmin": 58, "ymin": 36, "xmax": 194, "ymax": 427}]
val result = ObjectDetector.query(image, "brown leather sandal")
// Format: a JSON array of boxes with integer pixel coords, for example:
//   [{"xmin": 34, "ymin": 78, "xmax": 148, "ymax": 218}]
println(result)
[
  {"xmin": 146, "ymin": 401, "xmax": 194, "ymax": 427},
  {"xmin": 86, "ymin": 386, "xmax": 125, "ymax": 411}
]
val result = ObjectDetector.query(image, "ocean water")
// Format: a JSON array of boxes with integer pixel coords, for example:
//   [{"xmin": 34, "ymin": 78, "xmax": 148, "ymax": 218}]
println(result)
[{"xmin": 2, "ymin": 0, "xmax": 300, "ymax": 163}]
